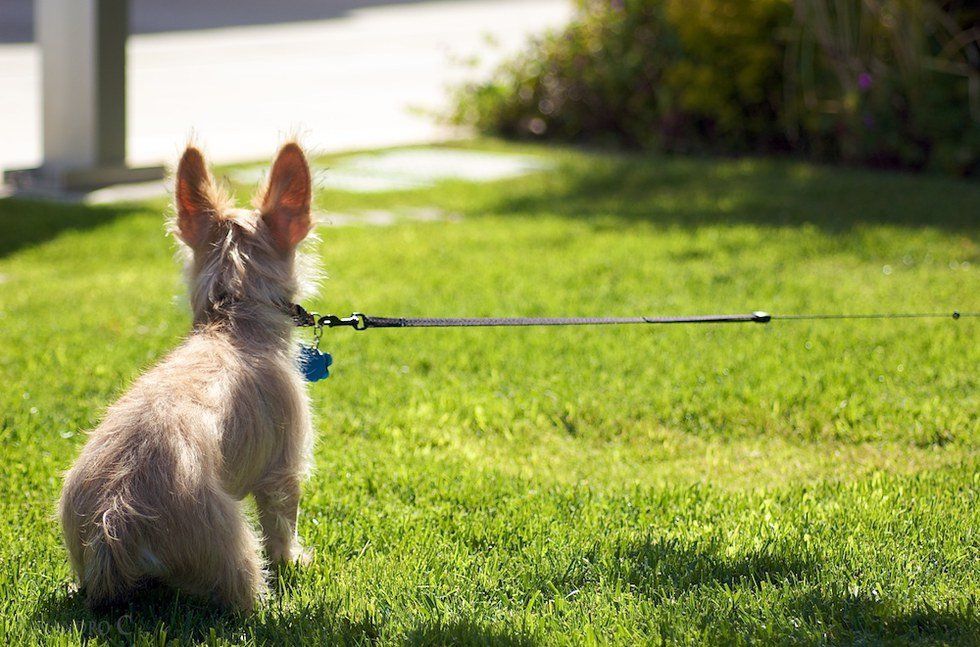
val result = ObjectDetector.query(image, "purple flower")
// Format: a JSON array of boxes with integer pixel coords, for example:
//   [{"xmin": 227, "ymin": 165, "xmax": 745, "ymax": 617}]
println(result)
[
  {"xmin": 858, "ymin": 73, "xmax": 873, "ymax": 91},
  {"xmin": 862, "ymin": 113, "xmax": 875, "ymax": 129}
]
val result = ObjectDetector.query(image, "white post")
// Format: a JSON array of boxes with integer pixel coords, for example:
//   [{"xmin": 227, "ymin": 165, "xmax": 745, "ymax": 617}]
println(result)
[
  {"xmin": 40, "ymin": 0, "xmax": 116, "ymax": 173},
  {"xmin": 4, "ymin": 0, "xmax": 162, "ymax": 194}
]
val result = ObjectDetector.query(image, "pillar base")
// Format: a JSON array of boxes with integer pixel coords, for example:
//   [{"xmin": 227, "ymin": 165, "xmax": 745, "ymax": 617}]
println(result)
[{"xmin": 4, "ymin": 164, "xmax": 166, "ymax": 196}]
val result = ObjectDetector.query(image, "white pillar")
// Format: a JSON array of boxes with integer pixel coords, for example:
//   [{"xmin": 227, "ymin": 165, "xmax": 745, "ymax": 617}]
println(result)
[{"xmin": 4, "ymin": 0, "xmax": 162, "ymax": 193}]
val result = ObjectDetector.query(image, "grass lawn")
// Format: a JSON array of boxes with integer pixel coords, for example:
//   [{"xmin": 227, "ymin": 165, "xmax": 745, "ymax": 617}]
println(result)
[{"xmin": 0, "ymin": 141, "xmax": 977, "ymax": 645}]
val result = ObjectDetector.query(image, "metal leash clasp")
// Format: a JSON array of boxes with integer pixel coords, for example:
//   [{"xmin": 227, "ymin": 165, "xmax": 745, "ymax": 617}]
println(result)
[{"xmin": 318, "ymin": 312, "xmax": 368, "ymax": 331}]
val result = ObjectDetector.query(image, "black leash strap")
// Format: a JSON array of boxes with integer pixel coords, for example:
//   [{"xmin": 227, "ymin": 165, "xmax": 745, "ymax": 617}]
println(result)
[
  {"xmin": 290, "ymin": 304, "xmax": 972, "ymax": 331},
  {"xmin": 358, "ymin": 312, "xmax": 771, "ymax": 328}
]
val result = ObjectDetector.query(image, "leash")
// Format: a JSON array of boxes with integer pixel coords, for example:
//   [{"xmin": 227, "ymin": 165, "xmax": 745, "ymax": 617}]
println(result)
[
  {"xmin": 287, "ymin": 303, "xmax": 973, "ymax": 381},
  {"xmin": 290, "ymin": 305, "xmax": 972, "ymax": 331}
]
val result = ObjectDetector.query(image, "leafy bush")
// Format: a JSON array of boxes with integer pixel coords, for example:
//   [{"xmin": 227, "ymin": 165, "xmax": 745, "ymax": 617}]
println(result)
[
  {"xmin": 452, "ymin": 0, "xmax": 980, "ymax": 175},
  {"xmin": 788, "ymin": 0, "xmax": 980, "ymax": 173}
]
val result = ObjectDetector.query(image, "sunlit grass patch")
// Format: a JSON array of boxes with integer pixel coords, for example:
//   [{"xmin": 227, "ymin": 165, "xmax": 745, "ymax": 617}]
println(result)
[{"xmin": 0, "ymin": 141, "xmax": 977, "ymax": 645}]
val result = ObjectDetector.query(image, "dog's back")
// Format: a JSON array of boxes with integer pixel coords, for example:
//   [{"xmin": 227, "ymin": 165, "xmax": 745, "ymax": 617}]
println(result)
[{"xmin": 58, "ymin": 329, "xmax": 288, "ymax": 608}]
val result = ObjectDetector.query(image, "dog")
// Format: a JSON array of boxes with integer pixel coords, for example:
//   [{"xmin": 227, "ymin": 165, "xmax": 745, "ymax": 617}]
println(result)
[{"xmin": 58, "ymin": 143, "xmax": 317, "ymax": 611}]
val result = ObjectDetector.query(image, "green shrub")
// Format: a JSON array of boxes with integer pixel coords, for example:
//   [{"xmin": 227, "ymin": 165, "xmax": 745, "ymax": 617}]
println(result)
[
  {"xmin": 661, "ymin": 0, "xmax": 792, "ymax": 151},
  {"xmin": 788, "ymin": 0, "xmax": 980, "ymax": 173},
  {"xmin": 451, "ymin": 0, "xmax": 980, "ymax": 175}
]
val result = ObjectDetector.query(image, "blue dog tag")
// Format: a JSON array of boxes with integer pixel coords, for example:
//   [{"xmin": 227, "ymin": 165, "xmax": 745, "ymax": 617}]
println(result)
[{"xmin": 298, "ymin": 345, "xmax": 332, "ymax": 382}]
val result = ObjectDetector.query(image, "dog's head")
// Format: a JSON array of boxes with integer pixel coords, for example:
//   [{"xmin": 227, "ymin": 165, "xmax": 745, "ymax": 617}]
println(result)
[{"xmin": 172, "ymin": 143, "xmax": 317, "ymax": 325}]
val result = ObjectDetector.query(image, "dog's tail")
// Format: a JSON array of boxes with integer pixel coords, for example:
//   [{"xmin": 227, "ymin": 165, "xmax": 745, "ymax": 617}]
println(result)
[{"xmin": 75, "ymin": 495, "xmax": 145, "ymax": 607}]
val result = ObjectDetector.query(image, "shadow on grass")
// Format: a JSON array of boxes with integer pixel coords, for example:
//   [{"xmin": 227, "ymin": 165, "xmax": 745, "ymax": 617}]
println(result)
[
  {"xmin": 403, "ymin": 621, "xmax": 535, "ymax": 646},
  {"xmin": 33, "ymin": 537, "xmax": 977, "ymax": 644},
  {"xmin": 4, "ymin": 151, "xmax": 976, "ymax": 263},
  {"xmin": 0, "ymin": 198, "xmax": 135, "ymax": 260},
  {"xmin": 568, "ymin": 537, "xmax": 979, "ymax": 644},
  {"xmin": 35, "ymin": 581, "xmax": 535, "ymax": 645},
  {"xmin": 34, "ymin": 583, "xmax": 384, "ymax": 645},
  {"xmin": 489, "ymin": 153, "xmax": 980, "ymax": 232},
  {"xmin": 622, "ymin": 537, "xmax": 815, "ymax": 596}
]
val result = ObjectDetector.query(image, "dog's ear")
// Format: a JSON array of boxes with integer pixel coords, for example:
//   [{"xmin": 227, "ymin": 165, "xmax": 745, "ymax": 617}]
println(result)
[
  {"xmin": 174, "ymin": 146, "xmax": 218, "ymax": 247},
  {"xmin": 260, "ymin": 143, "xmax": 312, "ymax": 252}
]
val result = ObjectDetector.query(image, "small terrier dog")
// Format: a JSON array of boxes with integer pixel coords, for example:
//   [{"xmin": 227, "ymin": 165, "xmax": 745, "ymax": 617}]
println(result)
[{"xmin": 59, "ymin": 143, "xmax": 316, "ymax": 611}]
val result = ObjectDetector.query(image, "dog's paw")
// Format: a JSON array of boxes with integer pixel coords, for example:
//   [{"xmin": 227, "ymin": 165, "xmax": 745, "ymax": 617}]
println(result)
[
  {"xmin": 271, "ymin": 543, "xmax": 313, "ymax": 568},
  {"xmin": 294, "ymin": 546, "xmax": 314, "ymax": 567}
]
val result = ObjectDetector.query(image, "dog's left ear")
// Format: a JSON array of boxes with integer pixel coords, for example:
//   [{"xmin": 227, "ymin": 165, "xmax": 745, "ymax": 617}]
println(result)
[
  {"xmin": 175, "ymin": 146, "xmax": 219, "ymax": 248},
  {"xmin": 260, "ymin": 143, "xmax": 312, "ymax": 252}
]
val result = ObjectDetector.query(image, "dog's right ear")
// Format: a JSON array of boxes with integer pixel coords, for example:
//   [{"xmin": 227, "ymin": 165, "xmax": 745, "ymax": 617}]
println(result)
[
  {"xmin": 259, "ymin": 142, "xmax": 313, "ymax": 253},
  {"xmin": 174, "ymin": 147, "xmax": 218, "ymax": 247}
]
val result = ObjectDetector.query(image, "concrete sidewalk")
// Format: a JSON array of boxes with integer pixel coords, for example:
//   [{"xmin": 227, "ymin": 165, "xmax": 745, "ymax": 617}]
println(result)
[{"xmin": 0, "ymin": 0, "xmax": 571, "ymax": 171}]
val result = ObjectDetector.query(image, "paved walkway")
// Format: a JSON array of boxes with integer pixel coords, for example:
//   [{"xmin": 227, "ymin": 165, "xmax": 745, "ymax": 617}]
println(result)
[{"xmin": 0, "ymin": 0, "xmax": 571, "ymax": 171}]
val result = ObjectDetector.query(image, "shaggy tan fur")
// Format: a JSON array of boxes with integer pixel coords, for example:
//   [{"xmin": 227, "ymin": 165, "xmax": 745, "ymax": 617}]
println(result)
[{"xmin": 58, "ymin": 143, "xmax": 317, "ymax": 611}]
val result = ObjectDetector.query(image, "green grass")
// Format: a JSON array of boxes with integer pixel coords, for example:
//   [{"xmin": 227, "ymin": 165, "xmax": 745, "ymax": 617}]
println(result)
[{"xmin": 0, "ymin": 141, "xmax": 978, "ymax": 645}]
